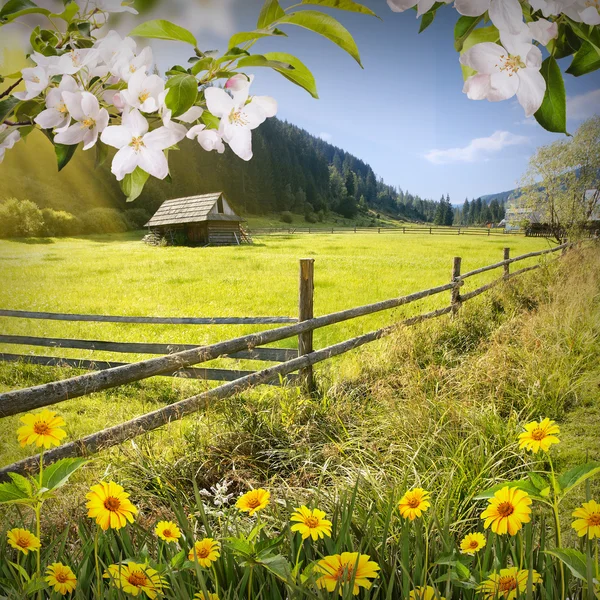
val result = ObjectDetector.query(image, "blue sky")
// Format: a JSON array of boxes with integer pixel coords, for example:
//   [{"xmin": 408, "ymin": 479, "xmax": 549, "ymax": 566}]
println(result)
[{"xmin": 7, "ymin": 0, "xmax": 600, "ymax": 201}]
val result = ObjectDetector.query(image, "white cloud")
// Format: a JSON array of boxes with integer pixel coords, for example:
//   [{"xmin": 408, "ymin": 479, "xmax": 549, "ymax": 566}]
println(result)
[
  {"xmin": 424, "ymin": 131, "xmax": 529, "ymax": 165},
  {"xmin": 567, "ymin": 89, "xmax": 600, "ymax": 121},
  {"xmin": 319, "ymin": 132, "xmax": 333, "ymax": 142}
]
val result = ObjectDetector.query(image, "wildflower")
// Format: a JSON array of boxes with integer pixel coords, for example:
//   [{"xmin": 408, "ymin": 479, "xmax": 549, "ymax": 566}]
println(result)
[
  {"xmin": 290, "ymin": 506, "xmax": 333, "ymax": 541},
  {"xmin": 459, "ymin": 532, "xmax": 486, "ymax": 555},
  {"xmin": 54, "ymin": 91, "xmax": 109, "ymax": 150},
  {"xmin": 34, "ymin": 76, "xmax": 80, "ymax": 133},
  {"xmin": 104, "ymin": 563, "xmax": 166, "ymax": 598},
  {"xmin": 155, "ymin": 521, "xmax": 181, "ymax": 543},
  {"xmin": 194, "ymin": 593, "xmax": 219, "ymax": 600},
  {"xmin": 85, "ymin": 481, "xmax": 138, "ymax": 530},
  {"xmin": 478, "ymin": 567, "xmax": 541, "ymax": 600},
  {"xmin": 315, "ymin": 552, "xmax": 380, "ymax": 596},
  {"xmin": 398, "ymin": 488, "xmax": 431, "ymax": 521},
  {"xmin": 45, "ymin": 563, "xmax": 77, "ymax": 595},
  {"xmin": 518, "ymin": 418, "xmax": 560, "ymax": 453},
  {"xmin": 409, "ymin": 586, "xmax": 446, "ymax": 600},
  {"xmin": 188, "ymin": 538, "xmax": 221, "ymax": 567},
  {"xmin": 7, "ymin": 528, "xmax": 41, "ymax": 555},
  {"xmin": 481, "ymin": 486, "xmax": 532, "ymax": 535},
  {"xmin": 17, "ymin": 409, "xmax": 66, "ymax": 448},
  {"xmin": 235, "ymin": 488, "xmax": 270, "ymax": 516},
  {"xmin": 572, "ymin": 500, "xmax": 600, "ymax": 539}
]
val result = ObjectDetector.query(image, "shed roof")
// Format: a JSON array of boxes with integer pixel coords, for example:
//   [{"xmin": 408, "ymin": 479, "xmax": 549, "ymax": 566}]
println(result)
[{"xmin": 145, "ymin": 193, "xmax": 243, "ymax": 227}]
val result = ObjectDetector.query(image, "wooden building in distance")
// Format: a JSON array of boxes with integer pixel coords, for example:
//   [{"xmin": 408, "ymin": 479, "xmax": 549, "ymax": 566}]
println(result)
[{"xmin": 144, "ymin": 193, "xmax": 251, "ymax": 246}]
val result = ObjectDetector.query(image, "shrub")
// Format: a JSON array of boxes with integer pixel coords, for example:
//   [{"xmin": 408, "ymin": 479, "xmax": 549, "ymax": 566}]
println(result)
[
  {"xmin": 124, "ymin": 208, "xmax": 151, "ymax": 229},
  {"xmin": 304, "ymin": 212, "xmax": 318, "ymax": 224},
  {"xmin": 280, "ymin": 211, "xmax": 293, "ymax": 224},
  {"xmin": 0, "ymin": 198, "xmax": 45, "ymax": 238},
  {"xmin": 80, "ymin": 208, "xmax": 130, "ymax": 234},
  {"xmin": 41, "ymin": 208, "xmax": 81, "ymax": 237}
]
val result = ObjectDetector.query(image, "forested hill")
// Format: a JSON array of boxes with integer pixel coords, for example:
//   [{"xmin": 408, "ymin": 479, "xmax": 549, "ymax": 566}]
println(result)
[{"xmin": 0, "ymin": 119, "xmax": 443, "ymax": 222}]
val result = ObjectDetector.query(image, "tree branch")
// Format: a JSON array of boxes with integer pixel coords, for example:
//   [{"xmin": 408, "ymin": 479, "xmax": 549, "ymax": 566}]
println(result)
[
  {"xmin": 3, "ymin": 120, "xmax": 33, "ymax": 127},
  {"xmin": 0, "ymin": 78, "xmax": 23, "ymax": 99}
]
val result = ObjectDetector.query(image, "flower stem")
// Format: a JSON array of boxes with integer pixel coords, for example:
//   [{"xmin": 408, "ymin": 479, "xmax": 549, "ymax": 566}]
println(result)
[
  {"xmin": 94, "ymin": 525, "xmax": 102, "ymax": 599},
  {"xmin": 548, "ymin": 454, "xmax": 565, "ymax": 600},
  {"xmin": 35, "ymin": 448, "xmax": 43, "ymax": 600},
  {"xmin": 248, "ymin": 567, "xmax": 253, "ymax": 600}
]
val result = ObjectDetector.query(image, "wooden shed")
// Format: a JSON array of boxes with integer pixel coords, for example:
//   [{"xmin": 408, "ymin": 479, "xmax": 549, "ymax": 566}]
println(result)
[{"xmin": 144, "ymin": 193, "xmax": 251, "ymax": 246}]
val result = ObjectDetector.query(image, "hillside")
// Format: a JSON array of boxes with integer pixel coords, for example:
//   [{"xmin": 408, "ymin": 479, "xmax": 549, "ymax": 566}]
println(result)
[{"xmin": 0, "ymin": 119, "xmax": 441, "ymax": 223}]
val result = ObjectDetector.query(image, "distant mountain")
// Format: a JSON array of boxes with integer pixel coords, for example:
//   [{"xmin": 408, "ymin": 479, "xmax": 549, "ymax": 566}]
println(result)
[{"xmin": 480, "ymin": 188, "xmax": 521, "ymax": 205}]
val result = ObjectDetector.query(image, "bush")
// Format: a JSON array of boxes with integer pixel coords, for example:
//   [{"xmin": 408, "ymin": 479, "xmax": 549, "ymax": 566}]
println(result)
[
  {"xmin": 124, "ymin": 208, "xmax": 151, "ymax": 229},
  {"xmin": 41, "ymin": 208, "xmax": 81, "ymax": 237},
  {"xmin": 304, "ymin": 212, "xmax": 318, "ymax": 224},
  {"xmin": 0, "ymin": 198, "xmax": 45, "ymax": 238},
  {"xmin": 80, "ymin": 208, "xmax": 130, "ymax": 234},
  {"xmin": 280, "ymin": 211, "xmax": 294, "ymax": 224}
]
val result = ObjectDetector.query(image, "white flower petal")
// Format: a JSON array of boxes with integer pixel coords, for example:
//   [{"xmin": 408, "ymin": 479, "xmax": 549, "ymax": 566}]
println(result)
[
  {"xmin": 252, "ymin": 96, "xmax": 277, "ymax": 118},
  {"xmin": 177, "ymin": 106, "xmax": 204, "ymax": 123},
  {"xmin": 489, "ymin": 71, "xmax": 520, "ymax": 101},
  {"xmin": 112, "ymin": 146, "xmax": 139, "ymax": 180},
  {"xmin": 62, "ymin": 91, "xmax": 85, "ymax": 121},
  {"xmin": 138, "ymin": 149, "xmax": 169, "ymax": 179},
  {"xmin": 516, "ymin": 68, "xmax": 546, "ymax": 117},
  {"xmin": 122, "ymin": 108, "xmax": 149, "ymax": 137},
  {"xmin": 579, "ymin": 5, "xmax": 600, "ymax": 25},
  {"xmin": 227, "ymin": 127, "xmax": 253, "ymax": 161},
  {"xmin": 460, "ymin": 42, "xmax": 505, "ymax": 74},
  {"xmin": 463, "ymin": 74, "xmax": 492, "ymax": 100},
  {"xmin": 205, "ymin": 87, "xmax": 234, "ymax": 118},
  {"xmin": 80, "ymin": 92, "xmax": 100, "ymax": 118},
  {"xmin": 35, "ymin": 108, "xmax": 66, "ymax": 130},
  {"xmin": 82, "ymin": 128, "xmax": 99, "ymax": 151},
  {"xmin": 386, "ymin": 0, "xmax": 417, "ymax": 12},
  {"xmin": 143, "ymin": 124, "xmax": 186, "ymax": 151},
  {"xmin": 54, "ymin": 124, "xmax": 86, "ymax": 146},
  {"xmin": 186, "ymin": 124, "xmax": 206, "ymax": 139},
  {"xmin": 489, "ymin": 0, "xmax": 524, "ymax": 35},
  {"xmin": 527, "ymin": 19, "xmax": 559, "ymax": 46},
  {"xmin": 101, "ymin": 125, "xmax": 133, "ymax": 149},
  {"xmin": 454, "ymin": 0, "xmax": 490, "ymax": 17}
]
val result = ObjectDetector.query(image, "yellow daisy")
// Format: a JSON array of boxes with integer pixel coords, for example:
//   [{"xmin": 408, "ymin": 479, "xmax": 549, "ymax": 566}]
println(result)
[
  {"xmin": 7, "ymin": 528, "xmax": 41, "ymax": 555},
  {"xmin": 155, "ymin": 521, "xmax": 181, "ymax": 543},
  {"xmin": 478, "ymin": 567, "xmax": 541, "ymax": 600},
  {"xmin": 481, "ymin": 486, "xmax": 531, "ymax": 536},
  {"xmin": 194, "ymin": 593, "xmax": 219, "ymax": 600},
  {"xmin": 409, "ymin": 586, "xmax": 446, "ymax": 600},
  {"xmin": 290, "ymin": 506, "xmax": 333, "ymax": 541},
  {"xmin": 104, "ymin": 562, "xmax": 166, "ymax": 598},
  {"xmin": 518, "ymin": 418, "xmax": 560, "ymax": 453},
  {"xmin": 398, "ymin": 488, "xmax": 431, "ymax": 521},
  {"xmin": 572, "ymin": 500, "xmax": 600, "ymax": 539},
  {"xmin": 85, "ymin": 481, "xmax": 138, "ymax": 530},
  {"xmin": 17, "ymin": 410, "xmax": 66, "ymax": 448},
  {"xmin": 188, "ymin": 538, "xmax": 221, "ymax": 567},
  {"xmin": 315, "ymin": 552, "xmax": 380, "ymax": 596},
  {"xmin": 459, "ymin": 532, "xmax": 487, "ymax": 555},
  {"xmin": 235, "ymin": 488, "xmax": 270, "ymax": 516},
  {"xmin": 45, "ymin": 563, "xmax": 77, "ymax": 595}
]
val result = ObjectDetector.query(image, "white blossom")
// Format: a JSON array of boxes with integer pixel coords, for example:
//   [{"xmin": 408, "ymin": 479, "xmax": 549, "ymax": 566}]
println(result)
[
  {"xmin": 0, "ymin": 125, "xmax": 21, "ymax": 164},
  {"xmin": 187, "ymin": 124, "xmax": 225, "ymax": 153},
  {"xmin": 387, "ymin": 0, "xmax": 452, "ymax": 17},
  {"xmin": 562, "ymin": 0, "xmax": 600, "ymax": 25},
  {"xmin": 51, "ymin": 49, "xmax": 101, "ymax": 76},
  {"xmin": 527, "ymin": 18, "xmax": 559, "ymax": 45},
  {"xmin": 205, "ymin": 83, "xmax": 277, "ymax": 161},
  {"xmin": 454, "ymin": 0, "xmax": 525, "ymax": 35},
  {"xmin": 13, "ymin": 66, "xmax": 49, "ymax": 100},
  {"xmin": 225, "ymin": 74, "xmax": 251, "ymax": 93},
  {"xmin": 121, "ymin": 70, "xmax": 166, "ymax": 113},
  {"xmin": 112, "ymin": 47, "xmax": 153, "ymax": 82},
  {"xmin": 34, "ymin": 76, "xmax": 80, "ymax": 132},
  {"xmin": 92, "ymin": 0, "xmax": 138, "ymax": 14},
  {"xmin": 95, "ymin": 31, "xmax": 137, "ymax": 69},
  {"xmin": 528, "ymin": 0, "xmax": 576, "ymax": 16},
  {"xmin": 100, "ymin": 108, "xmax": 186, "ymax": 180},
  {"xmin": 54, "ymin": 91, "xmax": 110, "ymax": 150},
  {"xmin": 460, "ymin": 32, "xmax": 546, "ymax": 117}
]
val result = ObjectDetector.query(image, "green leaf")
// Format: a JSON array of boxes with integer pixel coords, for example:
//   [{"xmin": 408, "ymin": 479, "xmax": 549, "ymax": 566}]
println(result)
[
  {"xmin": 52, "ymin": 1, "xmax": 78, "ymax": 22},
  {"xmin": 474, "ymin": 479, "xmax": 550, "ymax": 504},
  {"xmin": 0, "ymin": 480, "xmax": 31, "ymax": 504},
  {"xmin": 258, "ymin": 554, "xmax": 292, "ymax": 582},
  {"xmin": 277, "ymin": 10, "xmax": 362, "ymax": 66},
  {"xmin": 568, "ymin": 18, "xmax": 600, "ymax": 55},
  {"xmin": 454, "ymin": 15, "xmax": 481, "ymax": 51},
  {"xmin": 201, "ymin": 111, "xmax": 219, "ymax": 130},
  {"xmin": 419, "ymin": 11, "xmax": 435, "ymax": 33},
  {"xmin": 228, "ymin": 28, "xmax": 287, "ymax": 50},
  {"xmin": 257, "ymin": 0, "xmax": 285, "ymax": 28},
  {"xmin": 225, "ymin": 537, "xmax": 254, "ymax": 557},
  {"xmin": 236, "ymin": 54, "xmax": 293, "ymax": 70},
  {"xmin": 129, "ymin": 19, "xmax": 197, "ymax": 47},
  {"xmin": 95, "ymin": 141, "xmax": 109, "ymax": 168},
  {"xmin": 190, "ymin": 56, "xmax": 215, "ymax": 76},
  {"xmin": 8, "ymin": 472, "xmax": 33, "ymax": 498},
  {"xmin": 263, "ymin": 51, "xmax": 318, "ymax": 98},
  {"xmin": 120, "ymin": 167, "xmax": 150, "ymax": 202},
  {"xmin": 534, "ymin": 56, "xmax": 567, "ymax": 134},
  {"xmin": 165, "ymin": 73, "xmax": 198, "ymax": 118},
  {"xmin": 0, "ymin": 96, "xmax": 19, "ymax": 122},
  {"xmin": 300, "ymin": 0, "xmax": 379, "ymax": 18},
  {"xmin": 545, "ymin": 548, "xmax": 588, "ymax": 580},
  {"xmin": 566, "ymin": 41, "xmax": 600, "ymax": 76},
  {"xmin": 0, "ymin": 0, "xmax": 50, "ymax": 22},
  {"xmin": 54, "ymin": 142, "xmax": 77, "ymax": 172},
  {"xmin": 41, "ymin": 457, "xmax": 88, "ymax": 491},
  {"xmin": 15, "ymin": 99, "xmax": 42, "ymax": 121},
  {"xmin": 460, "ymin": 25, "xmax": 500, "ymax": 80},
  {"xmin": 557, "ymin": 462, "xmax": 600, "ymax": 496},
  {"xmin": 24, "ymin": 576, "xmax": 48, "ymax": 595}
]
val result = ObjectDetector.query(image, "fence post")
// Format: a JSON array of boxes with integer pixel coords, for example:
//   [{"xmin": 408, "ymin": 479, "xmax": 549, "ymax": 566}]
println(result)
[
  {"xmin": 298, "ymin": 258, "xmax": 315, "ymax": 394},
  {"xmin": 503, "ymin": 248, "xmax": 510, "ymax": 280},
  {"xmin": 450, "ymin": 257, "xmax": 462, "ymax": 318}
]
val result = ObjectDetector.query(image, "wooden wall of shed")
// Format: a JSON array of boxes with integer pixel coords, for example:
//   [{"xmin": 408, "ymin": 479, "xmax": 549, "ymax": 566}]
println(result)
[{"xmin": 207, "ymin": 221, "xmax": 241, "ymax": 246}]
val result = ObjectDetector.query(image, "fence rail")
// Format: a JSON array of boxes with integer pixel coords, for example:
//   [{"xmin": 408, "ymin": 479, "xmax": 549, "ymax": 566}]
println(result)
[
  {"xmin": 0, "ymin": 239, "xmax": 589, "ymax": 479},
  {"xmin": 250, "ymin": 226, "xmax": 521, "ymax": 237}
]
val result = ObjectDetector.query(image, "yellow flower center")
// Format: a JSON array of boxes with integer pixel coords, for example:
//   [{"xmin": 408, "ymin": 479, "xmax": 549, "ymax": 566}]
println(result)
[
  {"xmin": 70, "ymin": 51, "xmax": 81, "ymax": 66},
  {"xmin": 305, "ymin": 516, "xmax": 320, "ymax": 528},
  {"xmin": 196, "ymin": 546, "xmax": 210, "ymax": 558},
  {"xmin": 55, "ymin": 571, "xmax": 69, "ymax": 583},
  {"xmin": 33, "ymin": 421, "xmax": 50, "ymax": 435},
  {"xmin": 498, "ymin": 575, "xmax": 518, "ymax": 592},
  {"xmin": 58, "ymin": 103, "xmax": 68, "ymax": 114},
  {"xmin": 530, "ymin": 428, "xmax": 546, "ymax": 441},
  {"xmin": 32, "ymin": 76, "xmax": 40, "ymax": 84},
  {"xmin": 585, "ymin": 0, "xmax": 599, "ymax": 8},
  {"xmin": 498, "ymin": 54, "xmax": 525, "ymax": 76},
  {"xmin": 82, "ymin": 118, "xmax": 96, "ymax": 129},
  {"xmin": 162, "ymin": 529, "xmax": 172, "ymax": 538},
  {"xmin": 139, "ymin": 90, "xmax": 150, "ymax": 103},
  {"xmin": 588, "ymin": 513, "xmax": 600, "ymax": 526},
  {"xmin": 246, "ymin": 497, "xmax": 261, "ymax": 509},
  {"xmin": 334, "ymin": 564, "xmax": 354, "ymax": 583},
  {"xmin": 497, "ymin": 502, "xmax": 515, "ymax": 517},
  {"xmin": 104, "ymin": 496, "xmax": 121, "ymax": 512},
  {"xmin": 16, "ymin": 536, "xmax": 31, "ymax": 548},
  {"xmin": 128, "ymin": 571, "xmax": 148, "ymax": 587},
  {"xmin": 129, "ymin": 64, "xmax": 136, "ymax": 73},
  {"xmin": 130, "ymin": 136, "xmax": 145, "ymax": 152},
  {"xmin": 229, "ymin": 109, "xmax": 249, "ymax": 127},
  {"xmin": 407, "ymin": 496, "xmax": 421, "ymax": 509},
  {"xmin": 470, "ymin": 540, "xmax": 480, "ymax": 548}
]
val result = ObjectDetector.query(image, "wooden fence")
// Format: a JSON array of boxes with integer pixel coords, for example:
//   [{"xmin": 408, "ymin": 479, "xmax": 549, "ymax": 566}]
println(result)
[
  {"xmin": 250, "ymin": 226, "xmax": 521, "ymax": 236},
  {"xmin": 0, "ymin": 241, "xmax": 586, "ymax": 479}
]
